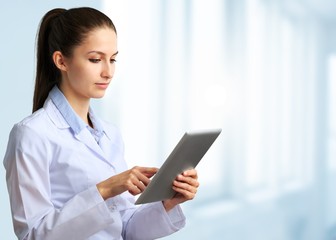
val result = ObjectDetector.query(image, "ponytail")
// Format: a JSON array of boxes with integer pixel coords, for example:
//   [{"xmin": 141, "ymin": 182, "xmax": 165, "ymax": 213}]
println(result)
[
  {"xmin": 33, "ymin": 8, "xmax": 65, "ymax": 113},
  {"xmin": 32, "ymin": 7, "xmax": 116, "ymax": 113}
]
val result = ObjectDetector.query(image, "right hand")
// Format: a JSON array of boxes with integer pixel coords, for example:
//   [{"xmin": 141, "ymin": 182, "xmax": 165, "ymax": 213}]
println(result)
[{"xmin": 96, "ymin": 166, "xmax": 158, "ymax": 200}]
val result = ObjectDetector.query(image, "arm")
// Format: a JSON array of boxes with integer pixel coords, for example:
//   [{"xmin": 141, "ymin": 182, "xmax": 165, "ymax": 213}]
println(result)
[
  {"xmin": 121, "ymin": 202, "xmax": 186, "ymax": 240},
  {"xmin": 95, "ymin": 163, "xmax": 194, "ymax": 239},
  {"xmin": 3, "ymin": 125, "xmax": 116, "ymax": 240},
  {"xmin": 120, "ymin": 169, "xmax": 199, "ymax": 240}
]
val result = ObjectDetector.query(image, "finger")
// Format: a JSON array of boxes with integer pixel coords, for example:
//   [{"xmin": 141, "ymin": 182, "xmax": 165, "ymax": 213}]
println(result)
[
  {"xmin": 172, "ymin": 185, "xmax": 196, "ymax": 200},
  {"xmin": 122, "ymin": 171, "xmax": 145, "ymax": 193},
  {"xmin": 128, "ymin": 185, "xmax": 142, "ymax": 196},
  {"xmin": 176, "ymin": 174, "xmax": 200, "ymax": 188},
  {"xmin": 134, "ymin": 170, "xmax": 152, "ymax": 187},
  {"xmin": 137, "ymin": 167, "xmax": 158, "ymax": 186},
  {"xmin": 142, "ymin": 167, "xmax": 158, "ymax": 178},
  {"xmin": 127, "ymin": 167, "xmax": 158, "ymax": 194},
  {"xmin": 182, "ymin": 169, "xmax": 198, "ymax": 179},
  {"xmin": 130, "ymin": 167, "xmax": 157, "ymax": 190},
  {"xmin": 127, "ymin": 174, "xmax": 147, "ymax": 192},
  {"xmin": 134, "ymin": 166, "xmax": 158, "ymax": 178},
  {"xmin": 173, "ymin": 180, "xmax": 198, "ymax": 194},
  {"xmin": 132, "ymin": 180, "xmax": 146, "ymax": 192}
]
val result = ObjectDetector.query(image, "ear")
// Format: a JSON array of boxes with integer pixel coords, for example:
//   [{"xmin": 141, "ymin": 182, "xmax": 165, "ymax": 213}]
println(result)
[{"xmin": 52, "ymin": 51, "xmax": 68, "ymax": 72}]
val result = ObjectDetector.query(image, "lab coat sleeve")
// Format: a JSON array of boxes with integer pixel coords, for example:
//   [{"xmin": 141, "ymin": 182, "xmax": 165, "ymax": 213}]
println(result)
[
  {"xmin": 3, "ymin": 124, "xmax": 117, "ymax": 240},
  {"xmin": 121, "ymin": 201, "xmax": 186, "ymax": 240}
]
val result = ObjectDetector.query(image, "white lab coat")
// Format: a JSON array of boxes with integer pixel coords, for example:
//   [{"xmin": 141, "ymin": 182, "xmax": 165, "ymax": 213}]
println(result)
[{"xmin": 3, "ymin": 95, "xmax": 185, "ymax": 240}]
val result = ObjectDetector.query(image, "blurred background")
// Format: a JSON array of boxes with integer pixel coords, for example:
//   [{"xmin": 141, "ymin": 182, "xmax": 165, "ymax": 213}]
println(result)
[{"xmin": 1, "ymin": 0, "xmax": 336, "ymax": 239}]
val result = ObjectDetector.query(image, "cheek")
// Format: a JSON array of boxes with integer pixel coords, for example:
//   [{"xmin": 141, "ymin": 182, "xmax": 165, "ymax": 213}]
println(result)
[{"xmin": 68, "ymin": 64, "xmax": 92, "ymax": 82}]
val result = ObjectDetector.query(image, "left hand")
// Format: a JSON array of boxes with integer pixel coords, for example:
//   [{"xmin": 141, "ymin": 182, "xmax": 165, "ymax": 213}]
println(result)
[{"xmin": 162, "ymin": 169, "xmax": 199, "ymax": 212}]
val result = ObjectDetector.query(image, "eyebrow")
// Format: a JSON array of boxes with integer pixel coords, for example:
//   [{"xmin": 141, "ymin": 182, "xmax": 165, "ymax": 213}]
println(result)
[{"xmin": 87, "ymin": 51, "xmax": 118, "ymax": 56}]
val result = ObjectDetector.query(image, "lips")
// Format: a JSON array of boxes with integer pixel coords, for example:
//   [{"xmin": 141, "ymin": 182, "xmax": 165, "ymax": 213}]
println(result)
[{"xmin": 95, "ymin": 82, "xmax": 109, "ymax": 89}]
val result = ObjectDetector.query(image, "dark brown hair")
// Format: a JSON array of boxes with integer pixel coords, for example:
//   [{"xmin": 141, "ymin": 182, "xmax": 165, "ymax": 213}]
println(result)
[{"xmin": 33, "ymin": 7, "xmax": 116, "ymax": 112}]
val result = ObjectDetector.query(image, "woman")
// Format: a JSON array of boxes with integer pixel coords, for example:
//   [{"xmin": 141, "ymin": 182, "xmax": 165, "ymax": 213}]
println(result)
[{"xmin": 3, "ymin": 7, "xmax": 199, "ymax": 240}]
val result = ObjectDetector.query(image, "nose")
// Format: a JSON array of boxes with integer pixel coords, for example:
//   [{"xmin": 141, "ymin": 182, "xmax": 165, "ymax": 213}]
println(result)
[{"xmin": 101, "ymin": 61, "xmax": 114, "ymax": 80}]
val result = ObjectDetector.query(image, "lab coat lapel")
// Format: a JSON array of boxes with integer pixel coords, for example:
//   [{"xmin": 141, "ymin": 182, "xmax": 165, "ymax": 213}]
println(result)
[
  {"xmin": 74, "ymin": 129, "xmax": 110, "ymax": 165},
  {"xmin": 99, "ymin": 136, "xmax": 121, "ymax": 166},
  {"xmin": 44, "ymin": 97, "xmax": 114, "ymax": 167}
]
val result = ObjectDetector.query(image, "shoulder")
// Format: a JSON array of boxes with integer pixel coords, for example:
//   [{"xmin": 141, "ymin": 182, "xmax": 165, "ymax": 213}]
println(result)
[
  {"xmin": 17, "ymin": 108, "xmax": 48, "ymax": 128},
  {"xmin": 13, "ymin": 98, "xmax": 66, "ymax": 135},
  {"xmin": 4, "ymin": 110, "xmax": 51, "ymax": 168},
  {"xmin": 11, "ymin": 107, "xmax": 46, "ymax": 132},
  {"xmin": 12, "ymin": 108, "xmax": 52, "ymax": 138},
  {"xmin": 8, "ymin": 109, "xmax": 50, "ymax": 148},
  {"xmin": 7, "ymin": 98, "xmax": 62, "ymax": 149},
  {"xmin": 4, "ymin": 100, "xmax": 63, "ymax": 167}
]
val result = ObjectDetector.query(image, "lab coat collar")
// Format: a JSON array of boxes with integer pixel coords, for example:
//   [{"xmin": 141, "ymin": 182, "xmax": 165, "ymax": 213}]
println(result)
[
  {"xmin": 48, "ymin": 86, "xmax": 86, "ymax": 135},
  {"xmin": 44, "ymin": 91, "xmax": 112, "ymax": 166},
  {"xmin": 43, "ymin": 97, "xmax": 70, "ymax": 130},
  {"xmin": 44, "ymin": 98, "xmax": 111, "ymax": 165},
  {"xmin": 48, "ymin": 86, "xmax": 109, "ymax": 141}
]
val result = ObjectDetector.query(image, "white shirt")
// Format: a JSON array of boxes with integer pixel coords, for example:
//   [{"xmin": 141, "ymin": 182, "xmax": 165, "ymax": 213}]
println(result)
[{"xmin": 3, "ymin": 86, "xmax": 185, "ymax": 240}]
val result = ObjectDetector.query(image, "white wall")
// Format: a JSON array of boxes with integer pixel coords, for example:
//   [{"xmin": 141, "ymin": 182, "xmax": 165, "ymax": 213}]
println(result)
[{"xmin": 1, "ymin": 1, "xmax": 336, "ymax": 240}]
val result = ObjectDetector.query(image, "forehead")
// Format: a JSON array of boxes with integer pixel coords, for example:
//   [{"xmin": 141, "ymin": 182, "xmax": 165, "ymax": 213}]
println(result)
[{"xmin": 75, "ymin": 27, "xmax": 117, "ymax": 55}]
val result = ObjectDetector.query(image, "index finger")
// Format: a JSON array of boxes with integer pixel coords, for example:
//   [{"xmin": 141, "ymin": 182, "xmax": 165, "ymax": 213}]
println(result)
[{"xmin": 136, "ymin": 166, "xmax": 158, "ymax": 177}]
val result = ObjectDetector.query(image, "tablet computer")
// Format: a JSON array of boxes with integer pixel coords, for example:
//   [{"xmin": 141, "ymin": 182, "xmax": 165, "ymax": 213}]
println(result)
[{"xmin": 135, "ymin": 129, "xmax": 221, "ymax": 204}]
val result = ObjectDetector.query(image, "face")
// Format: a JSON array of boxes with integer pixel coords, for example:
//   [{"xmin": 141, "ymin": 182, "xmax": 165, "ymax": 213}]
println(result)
[{"xmin": 57, "ymin": 27, "xmax": 118, "ymax": 103}]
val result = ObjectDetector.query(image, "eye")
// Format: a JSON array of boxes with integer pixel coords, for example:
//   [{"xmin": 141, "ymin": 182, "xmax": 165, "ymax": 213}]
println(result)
[
  {"xmin": 110, "ymin": 59, "xmax": 117, "ymax": 64},
  {"xmin": 89, "ymin": 58, "xmax": 101, "ymax": 63}
]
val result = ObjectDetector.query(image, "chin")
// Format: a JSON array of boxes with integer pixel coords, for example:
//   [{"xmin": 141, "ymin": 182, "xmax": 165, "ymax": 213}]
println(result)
[
  {"xmin": 91, "ymin": 92, "xmax": 106, "ymax": 99},
  {"xmin": 93, "ymin": 95, "xmax": 105, "ymax": 99},
  {"xmin": 89, "ymin": 87, "xmax": 109, "ymax": 99}
]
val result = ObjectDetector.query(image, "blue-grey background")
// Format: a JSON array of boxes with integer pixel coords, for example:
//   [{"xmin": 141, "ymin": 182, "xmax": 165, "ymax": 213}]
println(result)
[{"xmin": 1, "ymin": 0, "xmax": 336, "ymax": 239}]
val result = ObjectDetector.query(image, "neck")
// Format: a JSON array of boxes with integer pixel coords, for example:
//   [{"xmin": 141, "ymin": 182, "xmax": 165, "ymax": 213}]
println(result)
[
  {"xmin": 70, "ymin": 99, "xmax": 91, "ymax": 125},
  {"xmin": 59, "ymin": 87, "xmax": 91, "ymax": 125}
]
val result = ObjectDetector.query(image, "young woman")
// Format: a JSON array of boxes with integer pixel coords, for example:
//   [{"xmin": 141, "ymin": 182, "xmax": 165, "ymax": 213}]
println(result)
[{"xmin": 3, "ymin": 7, "xmax": 199, "ymax": 240}]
